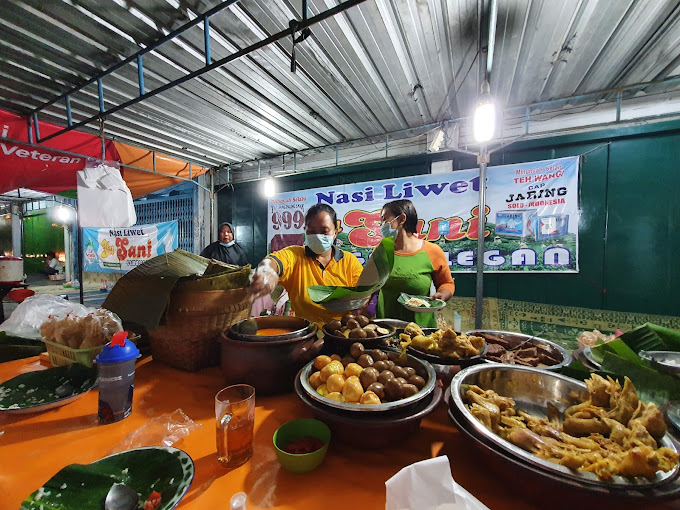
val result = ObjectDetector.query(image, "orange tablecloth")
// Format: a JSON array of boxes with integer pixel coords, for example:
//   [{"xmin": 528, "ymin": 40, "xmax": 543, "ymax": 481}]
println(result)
[{"xmin": 0, "ymin": 356, "xmax": 678, "ymax": 510}]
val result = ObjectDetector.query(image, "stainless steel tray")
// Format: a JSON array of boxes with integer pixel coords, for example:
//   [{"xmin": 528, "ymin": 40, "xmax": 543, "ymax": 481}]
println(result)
[
  {"xmin": 450, "ymin": 364, "xmax": 680, "ymax": 488},
  {"xmin": 299, "ymin": 349, "xmax": 436, "ymax": 413},
  {"xmin": 465, "ymin": 329, "xmax": 572, "ymax": 371}
]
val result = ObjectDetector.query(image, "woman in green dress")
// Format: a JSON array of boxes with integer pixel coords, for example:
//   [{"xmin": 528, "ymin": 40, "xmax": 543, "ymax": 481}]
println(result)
[{"xmin": 375, "ymin": 199, "xmax": 455, "ymax": 327}]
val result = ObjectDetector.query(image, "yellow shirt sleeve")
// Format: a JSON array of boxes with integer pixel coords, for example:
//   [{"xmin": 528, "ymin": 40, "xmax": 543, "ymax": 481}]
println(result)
[
  {"xmin": 266, "ymin": 246, "xmax": 301, "ymax": 283},
  {"xmin": 347, "ymin": 251, "xmax": 363, "ymax": 286}
]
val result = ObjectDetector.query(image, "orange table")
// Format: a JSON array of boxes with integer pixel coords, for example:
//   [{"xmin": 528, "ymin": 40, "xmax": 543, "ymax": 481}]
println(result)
[{"xmin": 0, "ymin": 356, "xmax": 678, "ymax": 510}]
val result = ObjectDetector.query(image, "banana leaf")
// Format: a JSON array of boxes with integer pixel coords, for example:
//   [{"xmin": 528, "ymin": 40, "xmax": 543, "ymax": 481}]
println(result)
[
  {"xmin": 103, "ymin": 249, "xmax": 211, "ymax": 330},
  {"xmin": 563, "ymin": 354, "xmax": 680, "ymax": 405},
  {"xmin": 600, "ymin": 352, "xmax": 680, "ymax": 405},
  {"xmin": 588, "ymin": 338, "xmax": 642, "ymax": 366},
  {"xmin": 308, "ymin": 237, "xmax": 394, "ymax": 311},
  {"xmin": 645, "ymin": 323, "xmax": 680, "ymax": 351},
  {"xmin": 176, "ymin": 265, "xmax": 251, "ymax": 291},
  {"xmin": 617, "ymin": 323, "xmax": 668, "ymax": 354}
]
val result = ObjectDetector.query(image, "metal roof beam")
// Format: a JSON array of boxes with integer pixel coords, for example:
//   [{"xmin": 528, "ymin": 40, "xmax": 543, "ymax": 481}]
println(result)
[
  {"xmin": 33, "ymin": 0, "xmax": 369, "ymax": 145},
  {"xmin": 28, "ymin": 0, "xmax": 240, "ymax": 115}
]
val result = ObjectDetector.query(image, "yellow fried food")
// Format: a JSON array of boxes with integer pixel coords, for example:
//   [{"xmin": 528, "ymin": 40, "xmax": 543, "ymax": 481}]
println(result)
[
  {"xmin": 464, "ymin": 376, "xmax": 678, "ymax": 481},
  {"xmin": 401, "ymin": 322, "xmax": 484, "ymax": 359},
  {"xmin": 319, "ymin": 360, "xmax": 344, "ymax": 382},
  {"xmin": 326, "ymin": 373, "xmax": 346, "ymax": 393}
]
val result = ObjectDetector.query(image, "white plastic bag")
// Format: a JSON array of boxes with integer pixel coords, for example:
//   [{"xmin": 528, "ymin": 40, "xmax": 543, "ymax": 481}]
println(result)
[
  {"xmin": 77, "ymin": 160, "xmax": 137, "ymax": 228},
  {"xmin": 0, "ymin": 294, "xmax": 91, "ymax": 338}
]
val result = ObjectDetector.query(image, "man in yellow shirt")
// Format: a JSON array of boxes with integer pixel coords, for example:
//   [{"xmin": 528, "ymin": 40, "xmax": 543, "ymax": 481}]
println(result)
[{"xmin": 250, "ymin": 204, "xmax": 363, "ymax": 324}]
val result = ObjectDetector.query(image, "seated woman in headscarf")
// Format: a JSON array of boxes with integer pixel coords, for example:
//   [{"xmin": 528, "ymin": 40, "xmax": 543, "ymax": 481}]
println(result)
[{"xmin": 200, "ymin": 221, "xmax": 249, "ymax": 266}]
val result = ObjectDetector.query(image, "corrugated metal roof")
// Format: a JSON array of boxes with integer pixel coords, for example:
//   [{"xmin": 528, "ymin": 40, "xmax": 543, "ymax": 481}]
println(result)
[{"xmin": 1, "ymin": 0, "xmax": 680, "ymax": 174}]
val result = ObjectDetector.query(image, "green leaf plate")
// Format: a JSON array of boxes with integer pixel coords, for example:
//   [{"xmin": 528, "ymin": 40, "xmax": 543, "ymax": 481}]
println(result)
[
  {"xmin": 0, "ymin": 364, "xmax": 97, "ymax": 414},
  {"xmin": 397, "ymin": 293, "xmax": 446, "ymax": 313},
  {"xmin": 21, "ymin": 446, "xmax": 194, "ymax": 510}
]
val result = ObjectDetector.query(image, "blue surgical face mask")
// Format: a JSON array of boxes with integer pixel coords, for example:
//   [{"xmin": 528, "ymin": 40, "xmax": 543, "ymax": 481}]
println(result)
[
  {"xmin": 219, "ymin": 241, "xmax": 235, "ymax": 248},
  {"xmin": 305, "ymin": 234, "xmax": 334, "ymax": 254},
  {"xmin": 380, "ymin": 219, "xmax": 399, "ymax": 239}
]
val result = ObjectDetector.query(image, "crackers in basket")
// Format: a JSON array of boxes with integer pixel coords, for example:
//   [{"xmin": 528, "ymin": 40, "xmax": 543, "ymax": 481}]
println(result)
[{"xmin": 40, "ymin": 309, "xmax": 123, "ymax": 349}]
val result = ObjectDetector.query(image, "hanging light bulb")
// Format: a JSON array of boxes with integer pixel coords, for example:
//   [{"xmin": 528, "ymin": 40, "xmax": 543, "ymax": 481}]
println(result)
[
  {"xmin": 473, "ymin": 80, "xmax": 495, "ymax": 143},
  {"xmin": 263, "ymin": 171, "xmax": 276, "ymax": 198},
  {"xmin": 53, "ymin": 206, "xmax": 73, "ymax": 224}
]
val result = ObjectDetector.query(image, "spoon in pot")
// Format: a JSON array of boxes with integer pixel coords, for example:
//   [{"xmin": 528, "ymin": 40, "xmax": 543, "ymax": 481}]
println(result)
[
  {"xmin": 104, "ymin": 483, "xmax": 138, "ymax": 510},
  {"xmin": 239, "ymin": 295, "xmax": 258, "ymax": 335}
]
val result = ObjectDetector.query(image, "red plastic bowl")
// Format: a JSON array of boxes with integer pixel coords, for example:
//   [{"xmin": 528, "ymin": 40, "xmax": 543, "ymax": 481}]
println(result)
[{"xmin": 8, "ymin": 288, "xmax": 35, "ymax": 303}]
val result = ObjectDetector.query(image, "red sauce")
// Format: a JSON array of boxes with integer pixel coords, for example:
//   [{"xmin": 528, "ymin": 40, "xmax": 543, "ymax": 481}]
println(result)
[{"xmin": 283, "ymin": 436, "xmax": 324, "ymax": 454}]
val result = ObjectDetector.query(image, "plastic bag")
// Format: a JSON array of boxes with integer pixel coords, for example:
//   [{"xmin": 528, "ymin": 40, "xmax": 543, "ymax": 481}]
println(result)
[
  {"xmin": 109, "ymin": 409, "xmax": 202, "ymax": 454},
  {"xmin": 40, "ymin": 308, "xmax": 123, "ymax": 349},
  {"xmin": 0, "ymin": 295, "xmax": 91, "ymax": 338}
]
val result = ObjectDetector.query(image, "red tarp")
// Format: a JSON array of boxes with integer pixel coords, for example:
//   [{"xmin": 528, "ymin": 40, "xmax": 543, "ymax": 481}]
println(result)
[
  {"xmin": 0, "ymin": 109, "xmax": 119, "ymax": 195},
  {"xmin": 0, "ymin": 109, "xmax": 208, "ymax": 197}
]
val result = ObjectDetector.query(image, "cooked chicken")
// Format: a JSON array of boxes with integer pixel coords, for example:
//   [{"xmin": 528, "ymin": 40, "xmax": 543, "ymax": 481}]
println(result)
[{"xmin": 463, "ymin": 375, "xmax": 679, "ymax": 481}]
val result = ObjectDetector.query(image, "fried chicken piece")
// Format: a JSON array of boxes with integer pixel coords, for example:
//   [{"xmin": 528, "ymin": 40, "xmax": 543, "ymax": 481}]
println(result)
[
  {"xmin": 632, "ymin": 403, "xmax": 667, "ymax": 440},
  {"xmin": 618, "ymin": 446, "xmax": 660, "ymax": 479},
  {"xmin": 507, "ymin": 428, "xmax": 554, "ymax": 453},
  {"xmin": 624, "ymin": 419, "xmax": 658, "ymax": 449},
  {"xmin": 563, "ymin": 409, "xmax": 610, "ymax": 437},
  {"xmin": 466, "ymin": 391, "xmax": 501, "ymax": 431},
  {"xmin": 469, "ymin": 403, "xmax": 494, "ymax": 431},
  {"xmin": 608, "ymin": 377, "xmax": 639, "ymax": 426},
  {"xmin": 404, "ymin": 322, "xmax": 424, "ymax": 338},
  {"xmin": 585, "ymin": 373, "xmax": 613, "ymax": 408}
]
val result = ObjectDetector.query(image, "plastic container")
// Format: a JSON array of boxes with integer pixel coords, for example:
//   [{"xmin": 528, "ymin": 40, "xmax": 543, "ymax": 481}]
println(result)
[
  {"xmin": 96, "ymin": 331, "xmax": 140, "ymax": 424},
  {"xmin": 272, "ymin": 419, "xmax": 331, "ymax": 474},
  {"xmin": 43, "ymin": 339, "xmax": 106, "ymax": 367},
  {"xmin": 43, "ymin": 334, "xmax": 139, "ymax": 368}
]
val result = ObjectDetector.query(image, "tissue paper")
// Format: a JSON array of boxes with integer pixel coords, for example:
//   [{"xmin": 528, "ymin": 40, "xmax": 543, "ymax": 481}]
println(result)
[{"xmin": 385, "ymin": 456, "xmax": 488, "ymax": 510}]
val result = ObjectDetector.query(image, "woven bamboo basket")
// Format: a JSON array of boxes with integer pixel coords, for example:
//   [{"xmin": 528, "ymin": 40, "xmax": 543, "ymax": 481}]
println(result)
[{"xmin": 148, "ymin": 287, "xmax": 251, "ymax": 372}]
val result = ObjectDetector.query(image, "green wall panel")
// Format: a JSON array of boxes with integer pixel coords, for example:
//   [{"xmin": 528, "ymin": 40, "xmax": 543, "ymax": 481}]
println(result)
[
  {"xmin": 218, "ymin": 122, "xmax": 680, "ymax": 317},
  {"xmin": 23, "ymin": 213, "xmax": 65, "ymax": 274},
  {"xmin": 604, "ymin": 134, "xmax": 680, "ymax": 315}
]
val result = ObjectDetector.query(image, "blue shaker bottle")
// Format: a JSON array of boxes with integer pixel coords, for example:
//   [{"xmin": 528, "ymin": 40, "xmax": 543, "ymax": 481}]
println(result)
[{"xmin": 96, "ymin": 331, "xmax": 140, "ymax": 424}]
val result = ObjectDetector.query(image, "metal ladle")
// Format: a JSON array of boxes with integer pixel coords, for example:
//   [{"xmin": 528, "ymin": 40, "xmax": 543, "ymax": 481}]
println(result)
[{"xmin": 104, "ymin": 483, "xmax": 138, "ymax": 510}]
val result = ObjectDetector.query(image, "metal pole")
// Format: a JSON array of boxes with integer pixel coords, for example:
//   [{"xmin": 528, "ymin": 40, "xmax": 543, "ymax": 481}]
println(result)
[
  {"xmin": 77, "ymin": 223, "xmax": 84, "ymax": 305},
  {"xmin": 475, "ymin": 149, "xmax": 488, "ymax": 329},
  {"xmin": 209, "ymin": 168, "xmax": 215, "ymax": 243}
]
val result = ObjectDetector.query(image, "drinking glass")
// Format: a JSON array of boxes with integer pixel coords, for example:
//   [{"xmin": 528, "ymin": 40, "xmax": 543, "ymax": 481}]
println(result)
[{"xmin": 215, "ymin": 384, "xmax": 256, "ymax": 467}]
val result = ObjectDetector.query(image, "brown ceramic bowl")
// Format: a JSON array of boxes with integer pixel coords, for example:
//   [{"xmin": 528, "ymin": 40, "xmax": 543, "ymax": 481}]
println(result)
[
  {"xmin": 294, "ymin": 375, "xmax": 442, "ymax": 449},
  {"xmin": 219, "ymin": 316, "xmax": 322, "ymax": 395}
]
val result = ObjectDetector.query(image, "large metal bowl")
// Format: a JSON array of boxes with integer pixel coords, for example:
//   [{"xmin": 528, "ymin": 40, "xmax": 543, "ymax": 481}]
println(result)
[
  {"xmin": 299, "ymin": 348, "xmax": 436, "ymax": 414},
  {"xmin": 450, "ymin": 364, "xmax": 680, "ymax": 488},
  {"xmin": 465, "ymin": 329, "xmax": 572, "ymax": 371}
]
